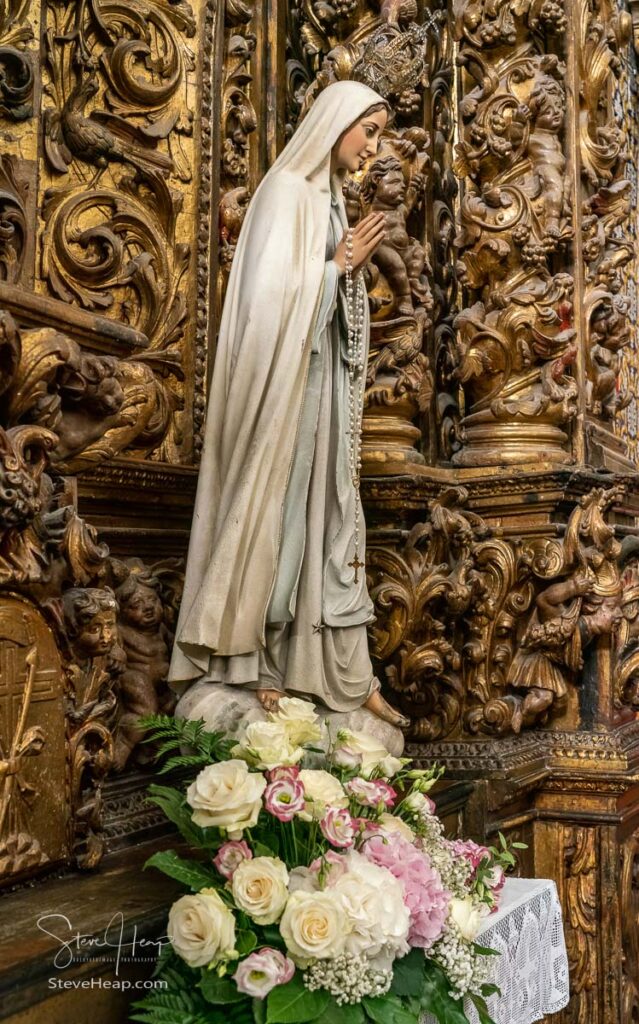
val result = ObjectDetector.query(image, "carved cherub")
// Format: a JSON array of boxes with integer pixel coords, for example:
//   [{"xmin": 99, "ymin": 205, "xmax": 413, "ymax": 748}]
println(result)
[
  {"xmin": 588, "ymin": 300, "xmax": 631, "ymax": 418},
  {"xmin": 508, "ymin": 490, "xmax": 623, "ymax": 732},
  {"xmin": 361, "ymin": 154, "xmax": 429, "ymax": 316},
  {"xmin": 111, "ymin": 560, "xmax": 175, "ymax": 771},
  {"xmin": 62, "ymin": 587, "xmax": 124, "ymax": 725},
  {"xmin": 525, "ymin": 65, "xmax": 568, "ymax": 243}
]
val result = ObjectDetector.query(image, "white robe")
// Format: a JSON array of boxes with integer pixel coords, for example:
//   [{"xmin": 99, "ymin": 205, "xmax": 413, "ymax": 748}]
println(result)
[{"xmin": 169, "ymin": 82, "xmax": 384, "ymax": 711}]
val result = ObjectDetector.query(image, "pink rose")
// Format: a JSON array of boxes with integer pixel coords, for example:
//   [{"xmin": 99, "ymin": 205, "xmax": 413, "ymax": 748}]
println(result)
[
  {"xmin": 345, "ymin": 777, "xmax": 397, "ymax": 808},
  {"xmin": 320, "ymin": 807, "xmax": 356, "ymax": 848},
  {"xmin": 233, "ymin": 947, "xmax": 295, "ymax": 998},
  {"xmin": 213, "ymin": 840, "xmax": 252, "ymax": 880},
  {"xmin": 264, "ymin": 777, "xmax": 305, "ymax": 822},
  {"xmin": 266, "ymin": 766, "xmax": 301, "ymax": 783}
]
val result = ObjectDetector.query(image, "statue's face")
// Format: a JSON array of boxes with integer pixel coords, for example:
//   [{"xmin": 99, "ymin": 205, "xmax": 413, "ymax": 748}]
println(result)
[
  {"xmin": 332, "ymin": 107, "xmax": 388, "ymax": 174},
  {"xmin": 122, "ymin": 583, "xmax": 163, "ymax": 628},
  {"xmin": 77, "ymin": 609, "xmax": 118, "ymax": 657}
]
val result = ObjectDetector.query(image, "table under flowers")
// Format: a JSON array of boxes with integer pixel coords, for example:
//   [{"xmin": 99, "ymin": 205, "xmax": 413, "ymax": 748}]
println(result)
[{"xmin": 422, "ymin": 877, "xmax": 570, "ymax": 1024}]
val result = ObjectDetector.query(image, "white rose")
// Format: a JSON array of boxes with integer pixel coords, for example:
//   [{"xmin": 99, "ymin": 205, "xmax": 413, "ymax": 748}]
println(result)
[
  {"xmin": 333, "ymin": 852, "xmax": 410, "ymax": 959},
  {"xmin": 298, "ymin": 769, "xmax": 348, "ymax": 821},
  {"xmin": 449, "ymin": 896, "xmax": 484, "ymax": 942},
  {"xmin": 378, "ymin": 812, "xmax": 415, "ymax": 842},
  {"xmin": 186, "ymin": 760, "xmax": 266, "ymax": 837},
  {"xmin": 232, "ymin": 856, "xmax": 289, "ymax": 925},
  {"xmin": 232, "ymin": 720, "xmax": 304, "ymax": 771},
  {"xmin": 280, "ymin": 890, "xmax": 346, "ymax": 963},
  {"xmin": 168, "ymin": 889, "xmax": 237, "ymax": 968},
  {"xmin": 332, "ymin": 729, "xmax": 394, "ymax": 777},
  {"xmin": 271, "ymin": 697, "xmax": 322, "ymax": 745}
]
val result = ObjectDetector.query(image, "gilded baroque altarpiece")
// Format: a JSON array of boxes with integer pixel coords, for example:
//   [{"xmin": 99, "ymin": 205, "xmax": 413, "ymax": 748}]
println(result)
[{"xmin": 1, "ymin": 0, "xmax": 639, "ymax": 1019}]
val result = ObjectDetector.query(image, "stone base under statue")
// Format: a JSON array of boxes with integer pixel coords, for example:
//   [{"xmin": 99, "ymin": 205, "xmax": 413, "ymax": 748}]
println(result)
[{"xmin": 175, "ymin": 682, "xmax": 405, "ymax": 757}]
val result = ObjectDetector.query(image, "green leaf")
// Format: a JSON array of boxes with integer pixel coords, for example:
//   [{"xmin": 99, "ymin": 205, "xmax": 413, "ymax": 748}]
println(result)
[
  {"xmin": 145, "ymin": 850, "xmax": 219, "ymax": 891},
  {"xmin": 363, "ymin": 993, "xmax": 418, "ymax": 1024},
  {"xmin": 469, "ymin": 992, "xmax": 498, "ymax": 1024},
  {"xmin": 480, "ymin": 983, "xmax": 500, "ymax": 998},
  {"xmin": 199, "ymin": 972, "xmax": 246, "ymax": 1005},
  {"xmin": 472, "ymin": 943, "xmax": 500, "ymax": 957},
  {"xmin": 146, "ymin": 784, "xmax": 208, "ymax": 848},
  {"xmin": 237, "ymin": 929, "xmax": 258, "ymax": 956},
  {"xmin": 316, "ymin": 1000, "xmax": 366, "ymax": 1024},
  {"xmin": 390, "ymin": 949, "xmax": 427, "ymax": 998},
  {"xmin": 266, "ymin": 973, "xmax": 330, "ymax": 1023},
  {"xmin": 253, "ymin": 840, "xmax": 279, "ymax": 858},
  {"xmin": 418, "ymin": 961, "xmax": 469, "ymax": 1024}
]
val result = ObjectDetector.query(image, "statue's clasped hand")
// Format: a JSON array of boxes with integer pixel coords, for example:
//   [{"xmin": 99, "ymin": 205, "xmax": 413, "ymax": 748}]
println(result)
[{"xmin": 334, "ymin": 212, "xmax": 385, "ymax": 276}]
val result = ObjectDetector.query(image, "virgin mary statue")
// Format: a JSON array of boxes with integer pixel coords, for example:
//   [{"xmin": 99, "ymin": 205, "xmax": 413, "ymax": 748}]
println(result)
[{"xmin": 169, "ymin": 80, "xmax": 409, "ymax": 729}]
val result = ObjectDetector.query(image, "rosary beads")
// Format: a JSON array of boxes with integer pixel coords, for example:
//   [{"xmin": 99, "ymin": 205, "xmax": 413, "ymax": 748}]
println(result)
[{"xmin": 344, "ymin": 228, "xmax": 366, "ymax": 585}]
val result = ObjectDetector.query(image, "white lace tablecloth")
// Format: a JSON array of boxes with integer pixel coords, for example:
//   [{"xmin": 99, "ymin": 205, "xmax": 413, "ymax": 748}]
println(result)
[{"xmin": 422, "ymin": 878, "xmax": 570, "ymax": 1024}]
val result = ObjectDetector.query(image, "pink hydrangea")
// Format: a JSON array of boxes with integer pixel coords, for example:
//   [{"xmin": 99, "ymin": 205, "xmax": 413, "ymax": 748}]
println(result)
[
  {"xmin": 364, "ymin": 833, "xmax": 450, "ymax": 949},
  {"xmin": 345, "ymin": 777, "xmax": 397, "ymax": 809},
  {"xmin": 266, "ymin": 766, "xmax": 301, "ymax": 783},
  {"xmin": 263, "ymin": 777, "xmax": 305, "ymax": 822},
  {"xmin": 233, "ymin": 947, "xmax": 295, "ymax": 998},
  {"xmin": 320, "ymin": 807, "xmax": 356, "ymax": 848},
  {"xmin": 213, "ymin": 839, "xmax": 252, "ymax": 879}
]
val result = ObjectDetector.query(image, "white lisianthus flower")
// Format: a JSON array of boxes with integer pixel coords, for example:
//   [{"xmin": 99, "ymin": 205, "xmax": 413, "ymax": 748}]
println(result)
[
  {"xmin": 378, "ymin": 812, "xmax": 416, "ymax": 842},
  {"xmin": 232, "ymin": 720, "xmax": 304, "ymax": 771},
  {"xmin": 367, "ymin": 754, "xmax": 405, "ymax": 780},
  {"xmin": 333, "ymin": 851, "xmax": 410, "ymax": 960},
  {"xmin": 298, "ymin": 769, "xmax": 348, "ymax": 821},
  {"xmin": 186, "ymin": 760, "xmax": 266, "ymax": 838},
  {"xmin": 403, "ymin": 790, "xmax": 435, "ymax": 818},
  {"xmin": 168, "ymin": 889, "xmax": 237, "ymax": 968},
  {"xmin": 449, "ymin": 896, "xmax": 484, "ymax": 942},
  {"xmin": 231, "ymin": 856, "xmax": 289, "ymax": 925},
  {"xmin": 332, "ymin": 729, "xmax": 397, "ymax": 778},
  {"xmin": 280, "ymin": 890, "xmax": 346, "ymax": 963},
  {"xmin": 271, "ymin": 697, "xmax": 322, "ymax": 745}
]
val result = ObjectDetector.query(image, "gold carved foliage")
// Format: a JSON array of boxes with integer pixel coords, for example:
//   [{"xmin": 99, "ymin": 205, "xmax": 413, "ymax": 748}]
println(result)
[
  {"xmin": 0, "ymin": 0, "xmax": 35, "ymax": 122},
  {"xmin": 368, "ymin": 485, "xmax": 625, "ymax": 739},
  {"xmin": 578, "ymin": 0, "xmax": 635, "ymax": 432},
  {"xmin": 39, "ymin": 0, "xmax": 198, "ymax": 463},
  {"xmin": 0, "ymin": 310, "xmax": 181, "ymax": 473}
]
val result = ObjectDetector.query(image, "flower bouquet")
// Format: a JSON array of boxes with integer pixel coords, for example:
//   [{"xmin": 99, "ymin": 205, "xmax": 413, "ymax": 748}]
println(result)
[{"xmin": 132, "ymin": 697, "xmax": 521, "ymax": 1024}]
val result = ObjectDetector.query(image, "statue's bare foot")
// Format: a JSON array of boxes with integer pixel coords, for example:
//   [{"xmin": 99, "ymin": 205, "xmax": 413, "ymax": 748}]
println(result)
[
  {"xmin": 257, "ymin": 688, "xmax": 282, "ymax": 713},
  {"xmin": 364, "ymin": 690, "xmax": 410, "ymax": 730}
]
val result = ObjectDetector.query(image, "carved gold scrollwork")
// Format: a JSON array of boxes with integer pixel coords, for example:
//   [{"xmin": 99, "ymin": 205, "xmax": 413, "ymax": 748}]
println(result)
[
  {"xmin": 0, "ymin": 0, "xmax": 34, "ymax": 122},
  {"xmin": 564, "ymin": 826, "xmax": 598, "ymax": 1023},
  {"xmin": 369, "ymin": 484, "xmax": 626, "ymax": 738},
  {"xmin": 0, "ymin": 156, "xmax": 27, "ymax": 285}
]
